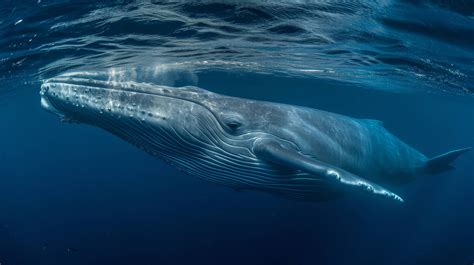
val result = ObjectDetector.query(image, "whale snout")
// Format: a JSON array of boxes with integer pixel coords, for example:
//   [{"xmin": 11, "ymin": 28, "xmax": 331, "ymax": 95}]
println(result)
[
  {"xmin": 40, "ymin": 81, "xmax": 66, "ymax": 118},
  {"xmin": 40, "ymin": 94, "xmax": 62, "ymax": 116},
  {"xmin": 39, "ymin": 75, "xmax": 186, "ymax": 127},
  {"xmin": 40, "ymin": 77, "xmax": 107, "ymax": 123}
]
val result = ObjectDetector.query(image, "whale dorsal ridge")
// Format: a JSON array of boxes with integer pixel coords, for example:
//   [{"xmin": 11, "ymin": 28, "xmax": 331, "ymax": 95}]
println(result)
[{"xmin": 362, "ymin": 119, "xmax": 383, "ymax": 127}]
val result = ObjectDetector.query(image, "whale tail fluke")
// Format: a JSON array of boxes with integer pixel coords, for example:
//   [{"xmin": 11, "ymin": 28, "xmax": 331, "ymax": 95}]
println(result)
[{"xmin": 423, "ymin": 147, "xmax": 471, "ymax": 174}]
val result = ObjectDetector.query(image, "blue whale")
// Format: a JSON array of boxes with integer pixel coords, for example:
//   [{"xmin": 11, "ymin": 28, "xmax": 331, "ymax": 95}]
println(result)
[{"xmin": 40, "ymin": 74, "xmax": 470, "ymax": 202}]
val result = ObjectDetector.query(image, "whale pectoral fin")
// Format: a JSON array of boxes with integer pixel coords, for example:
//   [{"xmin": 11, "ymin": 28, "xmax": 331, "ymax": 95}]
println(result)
[{"xmin": 254, "ymin": 139, "xmax": 403, "ymax": 203}]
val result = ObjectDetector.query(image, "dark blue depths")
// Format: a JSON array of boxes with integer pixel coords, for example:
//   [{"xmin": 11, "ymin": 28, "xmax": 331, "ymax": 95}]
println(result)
[{"xmin": 0, "ymin": 1, "xmax": 473, "ymax": 265}]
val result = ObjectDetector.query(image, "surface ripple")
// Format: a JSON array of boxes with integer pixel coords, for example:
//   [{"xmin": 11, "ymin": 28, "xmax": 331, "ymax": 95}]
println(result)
[{"xmin": 0, "ymin": 0, "xmax": 472, "ymax": 95}]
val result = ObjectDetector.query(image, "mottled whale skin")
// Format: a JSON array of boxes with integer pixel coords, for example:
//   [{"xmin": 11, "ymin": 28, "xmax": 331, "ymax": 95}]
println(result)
[{"xmin": 40, "ymin": 74, "xmax": 470, "ymax": 202}]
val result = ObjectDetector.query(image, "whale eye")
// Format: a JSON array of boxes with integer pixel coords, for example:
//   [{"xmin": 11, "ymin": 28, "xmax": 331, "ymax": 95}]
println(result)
[
  {"xmin": 226, "ymin": 120, "xmax": 242, "ymax": 130},
  {"xmin": 221, "ymin": 113, "xmax": 244, "ymax": 132}
]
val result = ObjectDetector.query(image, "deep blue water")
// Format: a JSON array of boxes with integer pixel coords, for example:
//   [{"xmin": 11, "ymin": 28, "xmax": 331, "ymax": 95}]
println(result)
[{"xmin": 1, "ymin": 1, "xmax": 473, "ymax": 265}]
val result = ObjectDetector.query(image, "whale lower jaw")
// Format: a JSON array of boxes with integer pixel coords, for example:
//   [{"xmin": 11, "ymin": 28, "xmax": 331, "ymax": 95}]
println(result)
[{"xmin": 41, "ymin": 95, "xmax": 64, "ymax": 118}]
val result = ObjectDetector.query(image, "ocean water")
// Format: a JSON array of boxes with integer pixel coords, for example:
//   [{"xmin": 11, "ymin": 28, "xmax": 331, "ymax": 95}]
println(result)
[{"xmin": 0, "ymin": 1, "xmax": 473, "ymax": 265}]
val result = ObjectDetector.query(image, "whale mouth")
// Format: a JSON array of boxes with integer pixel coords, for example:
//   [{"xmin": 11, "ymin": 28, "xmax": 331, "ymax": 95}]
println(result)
[
  {"xmin": 41, "ymin": 88, "xmax": 82, "ymax": 123},
  {"xmin": 40, "ymin": 91, "xmax": 63, "ymax": 117}
]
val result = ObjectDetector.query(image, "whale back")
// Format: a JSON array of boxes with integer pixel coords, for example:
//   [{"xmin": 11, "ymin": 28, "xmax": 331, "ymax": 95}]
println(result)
[{"xmin": 271, "ymin": 105, "xmax": 428, "ymax": 184}]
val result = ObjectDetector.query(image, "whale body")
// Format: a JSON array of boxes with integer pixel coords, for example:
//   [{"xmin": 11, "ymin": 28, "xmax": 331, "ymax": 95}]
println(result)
[{"xmin": 40, "ymin": 73, "xmax": 470, "ymax": 202}]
